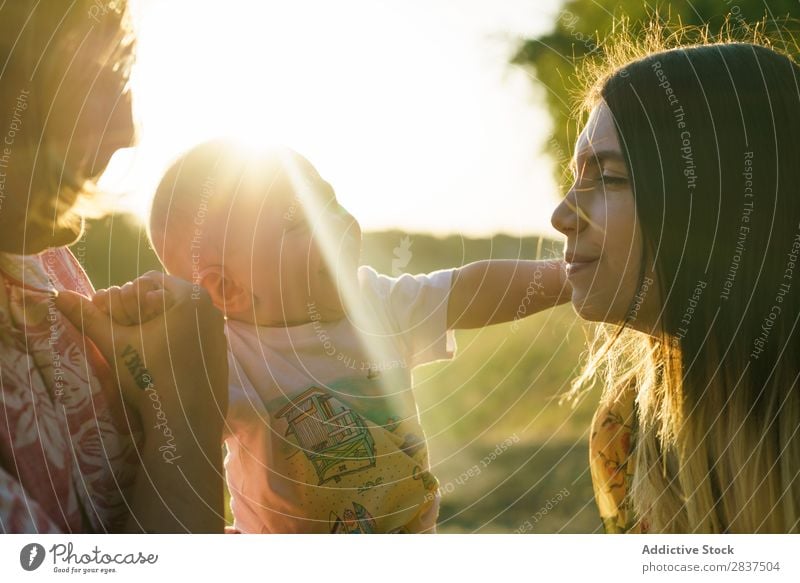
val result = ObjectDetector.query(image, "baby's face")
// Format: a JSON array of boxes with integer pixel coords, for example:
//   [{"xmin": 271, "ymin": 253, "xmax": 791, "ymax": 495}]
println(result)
[{"xmin": 224, "ymin": 159, "xmax": 362, "ymax": 326}]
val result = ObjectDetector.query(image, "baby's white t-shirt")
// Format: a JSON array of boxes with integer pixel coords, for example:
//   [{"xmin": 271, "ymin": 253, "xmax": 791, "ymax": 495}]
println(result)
[{"xmin": 223, "ymin": 265, "xmax": 455, "ymax": 533}]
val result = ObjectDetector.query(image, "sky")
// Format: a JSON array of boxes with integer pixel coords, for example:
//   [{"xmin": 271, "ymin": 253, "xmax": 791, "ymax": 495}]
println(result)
[{"xmin": 100, "ymin": 0, "xmax": 566, "ymax": 237}]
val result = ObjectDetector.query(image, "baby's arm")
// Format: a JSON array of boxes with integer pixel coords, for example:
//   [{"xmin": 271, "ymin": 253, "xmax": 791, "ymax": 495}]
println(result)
[{"xmin": 446, "ymin": 259, "xmax": 570, "ymax": 329}]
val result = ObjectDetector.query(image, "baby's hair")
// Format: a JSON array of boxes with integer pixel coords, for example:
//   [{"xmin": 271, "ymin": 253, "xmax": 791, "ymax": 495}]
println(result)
[{"xmin": 148, "ymin": 140, "xmax": 303, "ymax": 279}]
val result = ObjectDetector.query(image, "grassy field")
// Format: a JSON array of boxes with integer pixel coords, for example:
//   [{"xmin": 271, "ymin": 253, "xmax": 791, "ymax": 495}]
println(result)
[
  {"xmin": 77, "ymin": 216, "xmax": 603, "ymax": 533},
  {"xmin": 415, "ymin": 306, "xmax": 601, "ymax": 533}
]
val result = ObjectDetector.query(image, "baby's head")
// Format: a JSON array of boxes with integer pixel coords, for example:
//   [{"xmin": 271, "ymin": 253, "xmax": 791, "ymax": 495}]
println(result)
[{"xmin": 149, "ymin": 140, "xmax": 362, "ymax": 326}]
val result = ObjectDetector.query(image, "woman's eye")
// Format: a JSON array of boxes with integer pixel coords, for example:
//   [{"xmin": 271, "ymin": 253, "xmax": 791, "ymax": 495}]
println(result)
[{"xmin": 598, "ymin": 174, "xmax": 627, "ymax": 185}]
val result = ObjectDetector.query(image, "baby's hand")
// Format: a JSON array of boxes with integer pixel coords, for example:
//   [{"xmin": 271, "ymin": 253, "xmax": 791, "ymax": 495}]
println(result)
[{"xmin": 93, "ymin": 271, "xmax": 176, "ymax": 325}]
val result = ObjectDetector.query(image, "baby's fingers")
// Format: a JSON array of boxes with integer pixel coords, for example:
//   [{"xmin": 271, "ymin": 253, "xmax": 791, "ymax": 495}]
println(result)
[
  {"xmin": 121, "ymin": 281, "xmax": 151, "ymax": 324},
  {"xmin": 92, "ymin": 288, "xmax": 110, "ymax": 315},
  {"xmin": 98, "ymin": 277, "xmax": 174, "ymax": 325},
  {"xmin": 105, "ymin": 286, "xmax": 136, "ymax": 326}
]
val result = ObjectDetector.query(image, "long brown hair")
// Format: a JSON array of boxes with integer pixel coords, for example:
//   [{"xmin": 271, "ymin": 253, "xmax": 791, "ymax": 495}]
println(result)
[
  {"xmin": 571, "ymin": 24, "xmax": 800, "ymax": 533},
  {"xmin": 0, "ymin": 1, "xmax": 135, "ymax": 252}
]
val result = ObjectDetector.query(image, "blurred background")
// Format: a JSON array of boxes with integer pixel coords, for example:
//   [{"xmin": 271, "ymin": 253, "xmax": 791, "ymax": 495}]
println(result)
[{"xmin": 80, "ymin": 0, "xmax": 799, "ymax": 532}]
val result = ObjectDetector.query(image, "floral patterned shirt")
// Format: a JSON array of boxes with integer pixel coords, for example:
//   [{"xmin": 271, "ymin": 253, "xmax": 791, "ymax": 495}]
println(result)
[
  {"xmin": 589, "ymin": 384, "xmax": 649, "ymax": 534},
  {"xmin": 0, "ymin": 247, "xmax": 139, "ymax": 533}
]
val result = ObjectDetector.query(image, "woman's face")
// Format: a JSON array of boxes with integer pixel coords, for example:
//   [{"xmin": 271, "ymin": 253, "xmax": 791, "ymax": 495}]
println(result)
[
  {"xmin": 551, "ymin": 101, "xmax": 653, "ymax": 327},
  {"xmin": 1, "ymin": 33, "xmax": 136, "ymax": 255}
]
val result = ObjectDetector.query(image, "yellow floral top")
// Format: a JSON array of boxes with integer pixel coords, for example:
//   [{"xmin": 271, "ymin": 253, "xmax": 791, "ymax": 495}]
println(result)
[{"xmin": 589, "ymin": 385, "xmax": 650, "ymax": 534}]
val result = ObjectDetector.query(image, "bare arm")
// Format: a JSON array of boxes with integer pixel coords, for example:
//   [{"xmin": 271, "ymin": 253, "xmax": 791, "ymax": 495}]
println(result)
[
  {"xmin": 446, "ymin": 259, "xmax": 571, "ymax": 329},
  {"xmin": 116, "ymin": 341, "xmax": 226, "ymax": 534},
  {"xmin": 57, "ymin": 276, "xmax": 228, "ymax": 533}
]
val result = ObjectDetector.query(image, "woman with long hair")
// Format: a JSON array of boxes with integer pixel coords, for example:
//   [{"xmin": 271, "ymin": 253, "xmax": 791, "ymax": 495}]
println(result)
[
  {"xmin": 551, "ymin": 31, "xmax": 800, "ymax": 533},
  {"xmin": 0, "ymin": 1, "xmax": 228, "ymax": 533}
]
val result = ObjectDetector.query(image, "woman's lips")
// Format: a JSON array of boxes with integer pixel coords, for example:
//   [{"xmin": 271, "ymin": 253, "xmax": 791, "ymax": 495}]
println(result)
[{"xmin": 565, "ymin": 253, "xmax": 600, "ymax": 277}]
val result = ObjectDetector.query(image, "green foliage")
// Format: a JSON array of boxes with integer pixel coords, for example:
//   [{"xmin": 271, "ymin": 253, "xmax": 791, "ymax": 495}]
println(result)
[
  {"xmin": 70, "ymin": 214, "xmax": 162, "ymax": 289},
  {"xmin": 416, "ymin": 307, "xmax": 599, "ymax": 532},
  {"xmin": 512, "ymin": 0, "xmax": 800, "ymax": 184}
]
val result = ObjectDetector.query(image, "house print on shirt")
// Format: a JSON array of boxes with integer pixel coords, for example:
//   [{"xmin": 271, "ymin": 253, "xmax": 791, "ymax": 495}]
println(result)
[{"xmin": 276, "ymin": 387, "xmax": 376, "ymax": 485}]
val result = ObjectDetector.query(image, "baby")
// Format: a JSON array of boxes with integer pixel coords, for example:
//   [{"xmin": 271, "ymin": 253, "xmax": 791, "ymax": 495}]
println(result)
[{"xmin": 105, "ymin": 140, "xmax": 570, "ymax": 533}]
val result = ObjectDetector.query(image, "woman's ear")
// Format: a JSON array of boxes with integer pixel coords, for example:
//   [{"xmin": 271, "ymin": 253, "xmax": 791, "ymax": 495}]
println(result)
[{"xmin": 199, "ymin": 266, "xmax": 250, "ymax": 315}]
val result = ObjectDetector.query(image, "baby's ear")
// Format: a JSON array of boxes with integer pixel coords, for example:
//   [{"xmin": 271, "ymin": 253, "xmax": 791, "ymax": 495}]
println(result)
[{"xmin": 199, "ymin": 267, "xmax": 250, "ymax": 315}]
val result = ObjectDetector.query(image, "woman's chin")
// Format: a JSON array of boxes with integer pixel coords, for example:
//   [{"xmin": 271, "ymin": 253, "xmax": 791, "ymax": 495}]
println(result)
[
  {"xmin": 571, "ymin": 292, "xmax": 616, "ymax": 324},
  {"xmin": 54, "ymin": 222, "xmax": 84, "ymax": 247},
  {"xmin": 0, "ymin": 221, "xmax": 82, "ymax": 255}
]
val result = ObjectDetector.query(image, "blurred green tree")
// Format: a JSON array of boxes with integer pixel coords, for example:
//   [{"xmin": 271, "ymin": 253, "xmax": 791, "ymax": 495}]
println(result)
[
  {"xmin": 512, "ymin": 0, "xmax": 800, "ymax": 185},
  {"xmin": 70, "ymin": 214, "xmax": 162, "ymax": 289}
]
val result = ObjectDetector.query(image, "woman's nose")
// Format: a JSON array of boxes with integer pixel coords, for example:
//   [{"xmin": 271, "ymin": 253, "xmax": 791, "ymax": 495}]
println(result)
[{"xmin": 551, "ymin": 187, "xmax": 583, "ymax": 235}]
